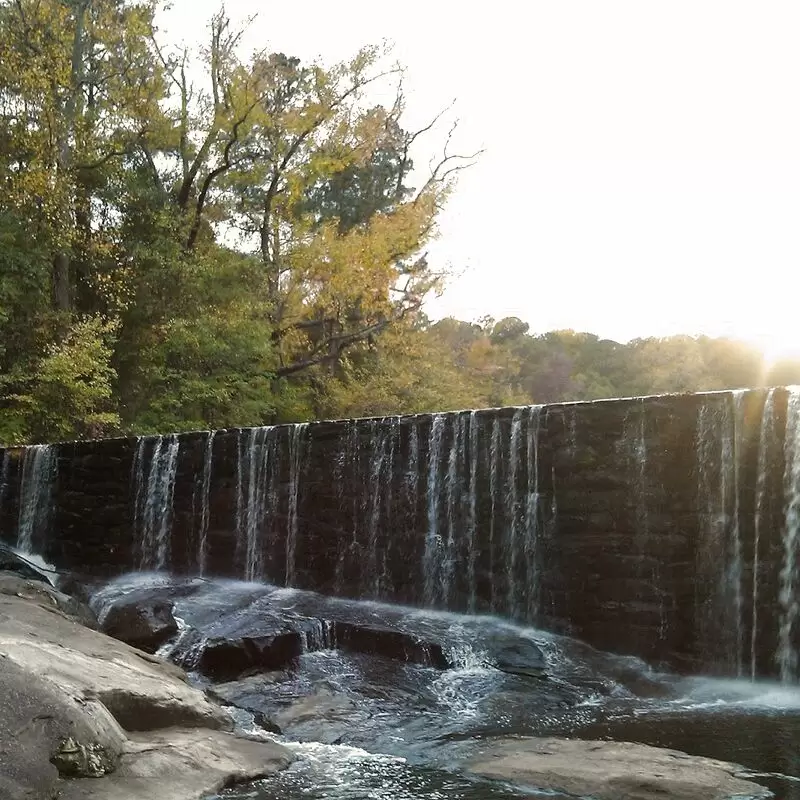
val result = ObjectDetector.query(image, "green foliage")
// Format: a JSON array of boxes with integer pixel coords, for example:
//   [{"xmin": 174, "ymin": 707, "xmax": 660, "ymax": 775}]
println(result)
[{"xmin": 0, "ymin": 0, "xmax": 787, "ymax": 443}]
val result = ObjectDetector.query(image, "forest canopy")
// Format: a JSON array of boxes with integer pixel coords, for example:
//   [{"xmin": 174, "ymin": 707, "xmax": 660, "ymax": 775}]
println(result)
[{"xmin": 0, "ymin": 0, "xmax": 794, "ymax": 445}]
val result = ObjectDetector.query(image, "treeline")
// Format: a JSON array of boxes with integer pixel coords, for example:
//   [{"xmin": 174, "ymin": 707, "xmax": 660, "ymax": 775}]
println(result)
[
  {"xmin": 325, "ymin": 317, "xmax": 800, "ymax": 419},
  {"xmin": 0, "ymin": 1, "xmax": 791, "ymax": 445}
]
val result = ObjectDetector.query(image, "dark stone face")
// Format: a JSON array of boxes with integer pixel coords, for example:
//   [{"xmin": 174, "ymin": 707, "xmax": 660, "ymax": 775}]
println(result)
[{"xmin": 0, "ymin": 388, "xmax": 794, "ymax": 680}]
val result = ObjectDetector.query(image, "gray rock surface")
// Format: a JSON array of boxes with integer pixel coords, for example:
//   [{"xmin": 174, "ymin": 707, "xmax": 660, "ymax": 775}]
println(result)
[
  {"xmin": 0, "ymin": 590, "xmax": 230, "ymax": 732},
  {"xmin": 466, "ymin": 737, "xmax": 771, "ymax": 800},
  {"xmin": 56, "ymin": 728, "xmax": 292, "ymax": 800},
  {"xmin": 0, "ymin": 656, "xmax": 126, "ymax": 799},
  {"xmin": 0, "ymin": 587, "xmax": 292, "ymax": 799}
]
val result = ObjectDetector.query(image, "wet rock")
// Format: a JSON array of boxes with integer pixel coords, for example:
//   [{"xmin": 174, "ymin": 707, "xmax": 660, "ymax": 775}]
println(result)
[
  {"xmin": 466, "ymin": 737, "xmax": 771, "ymax": 800},
  {"xmin": 331, "ymin": 620, "xmax": 450, "ymax": 668},
  {"xmin": 0, "ymin": 542, "xmax": 52, "ymax": 585},
  {"xmin": 101, "ymin": 596, "xmax": 178, "ymax": 653},
  {"xmin": 487, "ymin": 635, "xmax": 547, "ymax": 678},
  {"xmin": 273, "ymin": 685, "xmax": 361, "ymax": 745},
  {"xmin": 197, "ymin": 632, "xmax": 304, "ymax": 681}
]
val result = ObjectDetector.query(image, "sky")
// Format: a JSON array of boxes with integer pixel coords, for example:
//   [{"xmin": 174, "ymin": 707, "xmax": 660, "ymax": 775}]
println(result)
[{"xmin": 162, "ymin": 0, "xmax": 800, "ymax": 361}]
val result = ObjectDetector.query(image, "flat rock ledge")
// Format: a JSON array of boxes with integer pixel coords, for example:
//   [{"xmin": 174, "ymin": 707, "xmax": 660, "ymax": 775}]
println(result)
[
  {"xmin": 466, "ymin": 737, "xmax": 771, "ymax": 800},
  {"xmin": 0, "ymin": 581, "xmax": 291, "ymax": 800}
]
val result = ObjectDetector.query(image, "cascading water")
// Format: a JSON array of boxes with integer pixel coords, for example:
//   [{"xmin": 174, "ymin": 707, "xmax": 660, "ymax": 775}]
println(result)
[
  {"xmin": 0, "ymin": 450, "xmax": 10, "ymax": 535},
  {"xmin": 236, "ymin": 427, "xmax": 279, "ymax": 582},
  {"xmin": 423, "ymin": 414, "xmax": 445, "ymax": 606},
  {"xmin": 286, "ymin": 423, "xmax": 309, "ymax": 587},
  {"xmin": 695, "ymin": 396, "xmax": 744, "ymax": 673},
  {"xmin": 752, "ymin": 389, "xmax": 776, "ymax": 678},
  {"xmin": 366, "ymin": 419, "xmax": 392, "ymax": 597},
  {"xmin": 196, "ymin": 430, "xmax": 216, "ymax": 576},
  {"xmin": 505, "ymin": 409, "xmax": 523, "ymax": 617},
  {"xmin": 730, "ymin": 389, "xmax": 746, "ymax": 674},
  {"xmin": 488, "ymin": 417, "xmax": 501, "ymax": 611},
  {"xmin": 467, "ymin": 411, "xmax": 480, "ymax": 613},
  {"xmin": 133, "ymin": 435, "xmax": 180, "ymax": 570},
  {"xmin": 524, "ymin": 406, "xmax": 543, "ymax": 622},
  {"xmin": 778, "ymin": 387, "xmax": 800, "ymax": 681},
  {"xmin": 16, "ymin": 444, "xmax": 56, "ymax": 555}
]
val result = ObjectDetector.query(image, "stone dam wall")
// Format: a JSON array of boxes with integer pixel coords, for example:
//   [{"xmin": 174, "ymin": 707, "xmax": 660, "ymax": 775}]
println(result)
[{"xmin": 1, "ymin": 388, "xmax": 800, "ymax": 681}]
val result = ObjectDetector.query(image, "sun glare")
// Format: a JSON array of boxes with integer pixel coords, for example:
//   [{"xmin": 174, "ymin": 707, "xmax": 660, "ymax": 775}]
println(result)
[{"xmin": 748, "ymin": 331, "xmax": 800, "ymax": 370}]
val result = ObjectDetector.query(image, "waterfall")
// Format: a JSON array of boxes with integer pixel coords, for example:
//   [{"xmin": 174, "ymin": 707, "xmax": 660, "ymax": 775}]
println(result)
[
  {"xmin": 778, "ymin": 387, "xmax": 800, "ymax": 681},
  {"xmin": 334, "ymin": 420, "xmax": 363, "ymax": 595},
  {"xmin": 423, "ymin": 414, "xmax": 445, "ymax": 606},
  {"xmin": 695, "ymin": 396, "xmax": 742, "ymax": 673},
  {"xmin": 730, "ymin": 389, "xmax": 746, "ymax": 675},
  {"xmin": 442, "ymin": 413, "xmax": 467, "ymax": 606},
  {"xmin": 366, "ymin": 419, "xmax": 389, "ymax": 597},
  {"xmin": 0, "ymin": 450, "xmax": 9, "ymax": 536},
  {"xmin": 133, "ymin": 435, "xmax": 180, "ymax": 570},
  {"xmin": 467, "ymin": 411, "xmax": 479, "ymax": 612},
  {"xmin": 236, "ymin": 427, "xmax": 279, "ymax": 582},
  {"xmin": 506, "ymin": 408, "xmax": 523, "ymax": 617},
  {"xmin": 488, "ymin": 417, "xmax": 501, "ymax": 611},
  {"xmin": 196, "ymin": 430, "xmax": 216, "ymax": 576},
  {"xmin": 524, "ymin": 406, "xmax": 543, "ymax": 621},
  {"xmin": 752, "ymin": 388, "xmax": 776, "ymax": 679},
  {"xmin": 16, "ymin": 444, "xmax": 56, "ymax": 554},
  {"xmin": 286, "ymin": 423, "xmax": 309, "ymax": 587}
]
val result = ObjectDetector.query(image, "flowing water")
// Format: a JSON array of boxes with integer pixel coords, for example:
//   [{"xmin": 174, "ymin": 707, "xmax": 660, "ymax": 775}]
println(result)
[
  {"xmin": 132, "ymin": 435, "xmax": 180, "ymax": 570},
  {"xmin": 16, "ymin": 444, "xmax": 56, "ymax": 554},
  {"xmin": 92, "ymin": 573, "xmax": 799, "ymax": 800}
]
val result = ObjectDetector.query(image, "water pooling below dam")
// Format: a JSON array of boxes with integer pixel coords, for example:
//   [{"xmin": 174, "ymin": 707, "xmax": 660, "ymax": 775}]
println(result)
[{"xmin": 91, "ymin": 573, "xmax": 800, "ymax": 799}]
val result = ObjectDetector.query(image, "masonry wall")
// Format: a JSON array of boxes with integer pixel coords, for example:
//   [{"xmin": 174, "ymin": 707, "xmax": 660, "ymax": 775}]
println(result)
[{"xmin": 0, "ymin": 388, "xmax": 792, "ymax": 679}]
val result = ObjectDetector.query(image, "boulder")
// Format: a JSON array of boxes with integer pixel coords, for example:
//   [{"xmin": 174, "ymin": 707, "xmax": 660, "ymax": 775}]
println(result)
[
  {"xmin": 0, "ymin": 656, "xmax": 126, "ymax": 799},
  {"xmin": 0, "ymin": 543, "xmax": 52, "ymax": 585},
  {"xmin": 56, "ymin": 728, "xmax": 292, "ymax": 800},
  {"xmin": 466, "ymin": 737, "xmax": 771, "ymax": 800},
  {"xmin": 272, "ymin": 685, "xmax": 360, "ymax": 745},
  {"xmin": 0, "ymin": 572, "xmax": 99, "ymax": 629},
  {"xmin": 101, "ymin": 596, "xmax": 178, "ymax": 653},
  {"xmin": 331, "ymin": 621, "xmax": 450, "ymax": 668},
  {"xmin": 196, "ymin": 632, "xmax": 304, "ymax": 682},
  {"xmin": 486, "ymin": 635, "xmax": 547, "ymax": 678},
  {"xmin": 0, "ymin": 592, "xmax": 230, "ymax": 733}
]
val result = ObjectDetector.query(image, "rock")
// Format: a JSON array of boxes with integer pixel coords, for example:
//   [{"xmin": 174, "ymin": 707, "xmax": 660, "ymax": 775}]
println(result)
[
  {"xmin": 0, "ymin": 655, "xmax": 126, "ymax": 799},
  {"xmin": 56, "ymin": 728, "xmax": 292, "ymax": 800},
  {"xmin": 487, "ymin": 635, "xmax": 547, "ymax": 678},
  {"xmin": 196, "ymin": 632, "xmax": 304, "ymax": 681},
  {"xmin": 0, "ymin": 542, "xmax": 52, "ymax": 585},
  {"xmin": 0, "ymin": 592, "xmax": 231, "ymax": 733},
  {"xmin": 331, "ymin": 621, "xmax": 450, "ymax": 668},
  {"xmin": 101, "ymin": 596, "xmax": 178, "ymax": 653},
  {"xmin": 272, "ymin": 686, "xmax": 360, "ymax": 745},
  {"xmin": 0, "ymin": 572, "xmax": 99, "ymax": 629},
  {"xmin": 466, "ymin": 737, "xmax": 771, "ymax": 800}
]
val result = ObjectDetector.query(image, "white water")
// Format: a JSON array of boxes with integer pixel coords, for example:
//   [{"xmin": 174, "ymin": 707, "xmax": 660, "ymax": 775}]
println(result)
[
  {"xmin": 133, "ymin": 435, "xmax": 180, "ymax": 570},
  {"xmin": 236, "ymin": 427, "xmax": 279, "ymax": 582},
  {"xmin": 423, "ymin": 415, "xmax": 445, "ymax": 606},
  {"xmin": 286, "ymin": 423, "xmax": 309, "ymax": 587},
  {"xmin": 196, "ymin": 430, "xmax": 216, "ymax": 576},
  {"xmin": 524, "ymin": 406, "xmax": 543, "ymax": 621},
  {"xmin": 467, "ymin": 411, "xmax": 479, "ymax": 612},
  {"xmin": 16, "ymin": 444, "xmax": 56, "ymax": 555},
  {"xmin": 506, "ymin": 409, "xmax": 523, "ymax": 617},
  {"xmin": 752, "ymin": 389, "xmax": 776, "ymax": 679},
  {"xmin": 778, "ymin": 387, "xmax": 800, "ymax": 681}
]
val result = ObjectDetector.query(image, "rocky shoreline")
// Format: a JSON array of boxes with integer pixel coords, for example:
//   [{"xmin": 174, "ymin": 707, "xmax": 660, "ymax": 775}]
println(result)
[
  {"xmin": 0, "ymin": 552, "xmax": 774, "ymax": 800},
  {"xmin": 0, "ymin": 562, "xmax": 291, "ymax": 800}
]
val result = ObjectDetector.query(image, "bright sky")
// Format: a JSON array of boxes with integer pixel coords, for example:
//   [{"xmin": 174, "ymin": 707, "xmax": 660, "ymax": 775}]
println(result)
[{"xmin": 163, "ymin": 1, "xmax": 800, "ymax": 361}]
